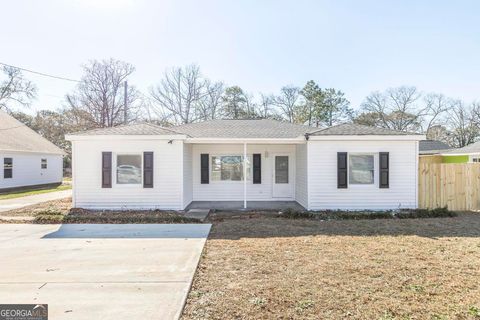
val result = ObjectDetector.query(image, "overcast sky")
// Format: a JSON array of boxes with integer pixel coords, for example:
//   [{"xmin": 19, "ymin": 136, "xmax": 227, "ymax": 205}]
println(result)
[{"xmin": 2, "ymin": 0, "xmax": 480, "ymax": 114}]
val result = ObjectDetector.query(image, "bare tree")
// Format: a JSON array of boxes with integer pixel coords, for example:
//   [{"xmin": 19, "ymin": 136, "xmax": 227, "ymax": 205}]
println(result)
[
  {"xmin": 66, "ymin": 58, "xmax": 141, "ymax": 127},
  {"xmin": 422, "ymin": 93, "xmax": 450, "ymax": 135},
  {"xmin": 447, "ymin": 101, "xmax": 480, "ymax": 147},
  {"xmin": 258, "ymin": 93, "xmax": 275, "ymax": 119},
  {"xmin": 150, "ymin": 64, "xmax": 208, "ymax": 125},
  {"xmin": 0, "ymin": 66, "xmax": 36, "ymax": 111},
  {"xmin": 273, "ymin": 86, "xmax": 301, "ymax": 123},
  {"xmin": 198, "ymin": 80, "xmax": 224, "ymax": 121},
  {"xmin": 360, "ymin": 86, "xmax": 424, "ymax": 131}
]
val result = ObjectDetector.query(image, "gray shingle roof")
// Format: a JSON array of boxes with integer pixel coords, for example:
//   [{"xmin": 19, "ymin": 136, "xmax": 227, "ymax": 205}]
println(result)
[
  {"xmin": 69, "ymin": 120, "xmax": 422, "ymax": 139},
  {"xmin": 308, "ymin": 123, "xmax": 420, "ymax": 136},
  {"xmin": 69, "ymin": 123, "xmax": 185, "ymax": 136},
  {"xmin": 173, "ymin": 119, "xmax": 314, "ymax": 139},
  {"xmin": 419, "ymin": 140, "xmax": 452, "ymax": 155},
  {"xmin": 0, "ymin": 110, "xmax": 64, "ymax": 154},
  {"xmin": 442, "ymin": 141, "xmax": 480, "ymax": 155}
]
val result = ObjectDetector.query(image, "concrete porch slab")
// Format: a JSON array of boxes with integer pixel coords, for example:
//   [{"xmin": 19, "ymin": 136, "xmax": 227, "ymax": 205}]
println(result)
[{"xmin": 184, "ymin": 209, "xmax": 210, "ymax": 221}]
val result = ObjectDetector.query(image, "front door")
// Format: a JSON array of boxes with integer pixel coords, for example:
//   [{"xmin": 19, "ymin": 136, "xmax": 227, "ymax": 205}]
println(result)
[{"xmin": 272, "ymin": 154, "xmax": 293, "ymax": 198}]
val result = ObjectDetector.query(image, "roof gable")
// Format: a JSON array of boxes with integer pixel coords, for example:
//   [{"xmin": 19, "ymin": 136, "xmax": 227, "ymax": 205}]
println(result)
[{"xmin": 0, "ymin": 110, "xmax": 64, "ymax": 155}]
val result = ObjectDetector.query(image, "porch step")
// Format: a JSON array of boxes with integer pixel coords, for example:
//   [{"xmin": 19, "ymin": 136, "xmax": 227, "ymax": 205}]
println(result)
[{"xmin": 184, "ymin": 209, "xmax": 211, "ymax": 222}]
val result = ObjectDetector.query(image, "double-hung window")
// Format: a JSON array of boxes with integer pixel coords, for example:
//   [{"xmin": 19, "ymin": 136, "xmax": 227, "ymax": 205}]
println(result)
[
  {"xmin": 349, "ymin": 154, "xmax": 374, "ymax": 185},
  {"xmin": 211, "ymin": 155, "xmax": 251, "ymax": 181}
]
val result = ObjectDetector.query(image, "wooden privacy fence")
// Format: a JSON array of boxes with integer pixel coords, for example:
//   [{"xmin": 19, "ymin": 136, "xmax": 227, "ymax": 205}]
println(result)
[{"xmin": 419, "ymin": 162, "xmax": 480, "ymax": 210}]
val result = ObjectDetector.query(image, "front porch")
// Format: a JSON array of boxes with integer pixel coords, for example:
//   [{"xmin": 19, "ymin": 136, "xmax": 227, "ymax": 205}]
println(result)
[{"xmin": 183, "ymin": 141, "xmax": 308, "ymax": 210}]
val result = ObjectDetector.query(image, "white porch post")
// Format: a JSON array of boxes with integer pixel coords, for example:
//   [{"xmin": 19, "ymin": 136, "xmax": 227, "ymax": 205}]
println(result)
[{"xmin": 244, "ymin": 142, "xmax": 247, "ymax": 209}]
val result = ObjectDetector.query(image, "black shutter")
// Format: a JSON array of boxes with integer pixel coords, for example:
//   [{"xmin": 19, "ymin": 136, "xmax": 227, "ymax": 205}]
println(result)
[
  {"xmin": 102, "ymin": 152, "xmax": 112, "ymax": 188},
  {"xmin": 253, "ymin": 154, "xmax": 261, "ymax": 184},
  {"xmin": 379, "ymin": 152, "xmax": 389, "ymax": 188},
  {"xmin": 201, "ymin": 154, "xmax": 209, "ymax": 184},
  {"xmin": 337, "ymin": 152, "xmax": 348, "ymax": 189},
  {"xmin": 143, "ymin": 152, "xmax": 154, "ymax": 188}
]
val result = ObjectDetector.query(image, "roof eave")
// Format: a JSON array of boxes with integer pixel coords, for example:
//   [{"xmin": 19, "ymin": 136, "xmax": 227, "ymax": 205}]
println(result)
[
  {"xmin": 308, "ymin": 134, "xmax": 425, "ymax": 141},
  {"xmin": 184, "ymin": 137, "xmax": 307, "ymax": 144},
  {"xmin": 65, "ymin": 134, "xmax": 189, "ymax": 141}
]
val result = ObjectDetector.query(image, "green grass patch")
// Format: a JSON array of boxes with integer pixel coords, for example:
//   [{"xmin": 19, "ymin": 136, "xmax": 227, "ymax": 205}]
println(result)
[{"xmin": 0, "ymin": 184, "xmax": 71, "ymax": 200}]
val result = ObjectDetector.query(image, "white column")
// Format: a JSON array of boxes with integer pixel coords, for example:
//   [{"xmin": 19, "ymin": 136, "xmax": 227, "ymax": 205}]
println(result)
[{"xmin": 244, "ymin": 142, "xmax": 247, "ymax": 209}]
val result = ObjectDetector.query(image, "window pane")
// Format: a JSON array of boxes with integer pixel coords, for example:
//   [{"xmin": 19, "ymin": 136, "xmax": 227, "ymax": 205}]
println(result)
[
  {"xmin": 275, "ymin": 156, "xmax": 289, "ymax": 184},
  {"xmin": 117, "ymin": 155, "xmax": 141, "ymax": 184},
  {"xmin": 211, "ymin": 155, "xmax": 250, "ymax": 181},
  {"xmin": 349, "ymin": 155, "xmax": 374, "ymax": 184}
]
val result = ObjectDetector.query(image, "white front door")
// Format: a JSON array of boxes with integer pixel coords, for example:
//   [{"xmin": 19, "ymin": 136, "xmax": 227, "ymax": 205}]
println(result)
[{"xmin": 272, "ymin": 154, "xmax": 293, "ymax": 198}]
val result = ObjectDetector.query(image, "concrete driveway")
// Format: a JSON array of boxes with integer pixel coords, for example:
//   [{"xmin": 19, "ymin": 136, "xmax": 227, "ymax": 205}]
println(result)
[
  {"xmin": 0, "ymin": 189, "xmax": 72, "ymax": 212},
  {"xmin": 0, "ymin": 223, "xmax": 211, "ymax": 320}
]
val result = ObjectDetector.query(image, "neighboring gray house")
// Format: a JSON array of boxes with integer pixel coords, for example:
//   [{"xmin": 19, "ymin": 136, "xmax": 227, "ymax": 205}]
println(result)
[
  {"xmin": 0, "ymin": 110, "xmax": 64, "ymax": 192},
  {"xmin": 66, "ymin": 120, "xmax": 424, "ymax": 210}
]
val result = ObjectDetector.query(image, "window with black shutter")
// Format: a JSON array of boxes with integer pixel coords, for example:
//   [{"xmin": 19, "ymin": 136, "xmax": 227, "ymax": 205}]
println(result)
[
  {"xmin": 379, "ymin": 152, "xmax": 389, "ymax": 188},
  {"xmin": 201, "ymin": 154, "xmax": 209, "ymax": 184},
  {"xmin": 337, "ymin": 152, "xmax": 347, "ymax": 188},
  {"xmin": 102, "ymin": 152, "xmax": 112, "ymax": 188},
  {"xmin": 253, "ymin": 154, "xmax": 261, "ymax": 184},
  {"xmin": 143, "ymin": 152, "xmax": 154, "ymax": 188}
]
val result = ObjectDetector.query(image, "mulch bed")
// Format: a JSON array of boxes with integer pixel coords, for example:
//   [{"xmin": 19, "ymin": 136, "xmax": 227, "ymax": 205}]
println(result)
[{"xmin": 0, "ymin": 198, "xmax": 200, "ymax": 224}]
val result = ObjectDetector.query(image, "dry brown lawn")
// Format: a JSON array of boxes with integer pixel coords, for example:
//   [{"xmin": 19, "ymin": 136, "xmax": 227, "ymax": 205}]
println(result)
[{"xmin": 182, "ymin": 212, "xmax": 480, "ymax": 320}]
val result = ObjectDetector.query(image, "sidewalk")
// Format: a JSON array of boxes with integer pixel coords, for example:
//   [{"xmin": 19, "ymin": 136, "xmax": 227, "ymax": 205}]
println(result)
[{"xmin": 0, "ymin": 189, "xmax": 72, "ymax": 213}]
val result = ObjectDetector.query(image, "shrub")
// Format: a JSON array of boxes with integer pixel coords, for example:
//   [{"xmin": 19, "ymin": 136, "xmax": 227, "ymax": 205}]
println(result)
[
  {"xmin": 281, "ymin": 208, "xmax": 313, "ymax": 219},
  {"xmin": 395, "ymin": 207, "xmax": 456, "ymax": 219},
  {"xmin": 34, "ymin": 208, "xmax": 65, "ymax": 223}
]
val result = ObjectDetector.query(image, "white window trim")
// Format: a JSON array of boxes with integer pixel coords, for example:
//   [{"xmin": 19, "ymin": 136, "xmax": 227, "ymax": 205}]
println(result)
[
  {"xmin": 114, "ymin": 153, "xmax": 143, "ymax": 187},
  {"xmin": 210, "ymin": 154, "xmax": 253, "ymax": 184},
  {"xmin": 348, "ymin": 153, "xmax": 378, "ymax": 187}
]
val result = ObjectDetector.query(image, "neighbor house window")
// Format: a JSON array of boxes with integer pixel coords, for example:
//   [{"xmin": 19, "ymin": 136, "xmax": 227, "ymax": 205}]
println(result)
[
  {"xmin": 4, "ymin": 158, "xmax": 12, "ymax": 179},
  {"xmin": 41, "ymin": 158, "xmax": 47, "ymax": 169},
  {"xmin": 116, "ymin": 154, "xmax": 141, "ymax": 184},
  {"xmin": 211, "ymin": 155, "xmax": 251, "ymax": 181},
  {"xmin": 349, "ymin": 154, "xmax": 374, "ymax": 185}
]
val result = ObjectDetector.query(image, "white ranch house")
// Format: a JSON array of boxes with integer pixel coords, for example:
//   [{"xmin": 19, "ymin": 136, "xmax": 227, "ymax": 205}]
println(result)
[
  {"xmin": 0, "ymin": 110, "xmax": 64, "ymax": 192},
  {"xmin": 66, "ymin": 120, "xmax": 424, "ymax": 210}
]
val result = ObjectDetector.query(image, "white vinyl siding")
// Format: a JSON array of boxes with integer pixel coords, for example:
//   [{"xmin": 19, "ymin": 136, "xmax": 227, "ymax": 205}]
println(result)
[
  {"xmin": 191, "ymin": 144, "xmax": 296, "ymax": 201},
  {"xmin": 72, "ymin": 139, "xmax": 184, "ymax": 210},
  {"xmin": 295, "ymin": 144, "xmax": 308, "ymax": 208},
  {"xmin": 307, "ymin": 140, "xmax": 418, "ymax": 210},
  {"xmin": 0, "ymin": 152, "xmax": 62, "ymax": 190}
]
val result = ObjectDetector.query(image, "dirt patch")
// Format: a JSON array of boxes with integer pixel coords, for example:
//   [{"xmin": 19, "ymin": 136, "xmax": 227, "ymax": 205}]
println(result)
[
  {"xmin": 0, "ymin": 198, "xmax": 200, "ymax": 224},
  {"xmin": 182, "ymin": 213, "xmax": 480, "ymax": 319}
]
